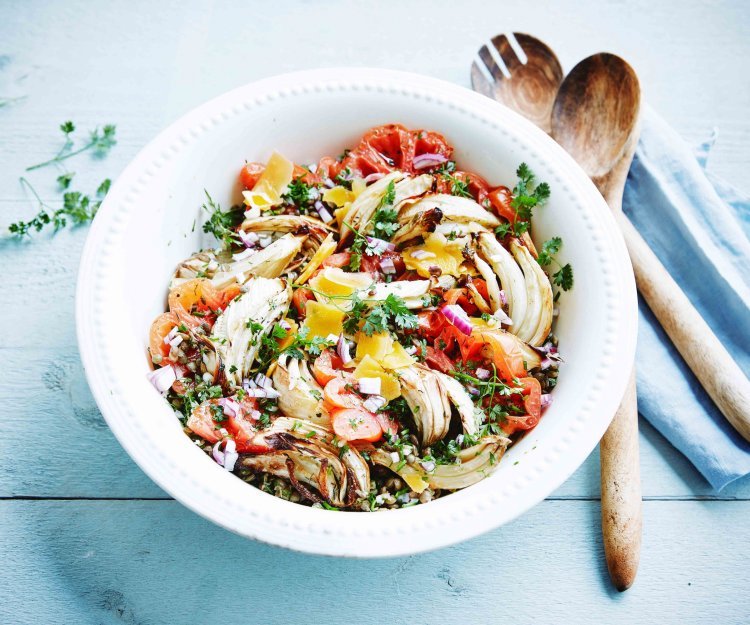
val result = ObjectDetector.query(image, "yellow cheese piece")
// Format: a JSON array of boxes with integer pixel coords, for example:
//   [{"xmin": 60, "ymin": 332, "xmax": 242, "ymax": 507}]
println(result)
[
  {"xmin": 242, "ymin": 151, "xmax": 294, "ymax": 211},
  {"xmin": 302, "ymin": 301, "xmax": 345, "ymax": 339},
  {"xmin": 351, "ymin": 177, "xmax": 366, "ymax": 197},
  {"xmin": 322, "ymin": 186, "xmax": 355, "ymax": 208},
  {"xmin": 277, "ymin": 318, "xmax": 298, "ymax": 350},
  {"xmin": 403, "ymin": 232, "xmax": 465, "ymax": 278},
  {"xmin": 403, "ymin": 472, "xmax": 428, "ymax": 494},
  {"xmin": 355, "ymin": 332, "xmax": 394, "ymax": 362},
  {"xmin": 294, "ymin": 233, "xmax": 336, "ymax": 285},
  {"xmin": 353, "ymin": 355, "xmax": 401, "ymax": 400},
  {"xmin": 309, "ymin": 267, "xmax": 372, "ymax": 299},
  {"xmin": 380, "ymin": 342, "xmax": 416, "ymax": 370}
]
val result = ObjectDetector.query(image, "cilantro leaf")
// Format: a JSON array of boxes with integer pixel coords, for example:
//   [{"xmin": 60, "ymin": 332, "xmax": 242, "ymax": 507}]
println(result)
[
  {"xmin": 553, "ymin": 263, "xmax": 574, "ymax": 291},
  {"xmin": 201, "ymin": 190, "xmax": 243, "ymax": 249},
  {"xmin": 537, "ymin": 236, "xmax": 562, "ymax": 266}
]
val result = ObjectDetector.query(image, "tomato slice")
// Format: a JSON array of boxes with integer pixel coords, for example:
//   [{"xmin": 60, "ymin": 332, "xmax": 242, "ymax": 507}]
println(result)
[
  {"xmin": 488, "ymin": 186, "xmax": 516, "ymax": 224},
  {"xmin": 321, "ymin": 252, "xmax": 352, "ymax": 269},
  {"xmin": 332, "ymin": 408, "xmax": 383, "ymax": 442},
  {"xmin": 359, "ymin": 250, "xmax": 405, "ymax": 277},
  {"xmin": 417, "ymin": 310, "xmax": 446, "ymax": 340},
  {"xmin": 413, "ymin": 129, "xmax": 453, "ymax": 161},
  {"xmin": 360, "ymin": 124, "xmax": 416, "ymax": 171},
  {"xmin": 374, "ymin": 411, "xmax": 399, "ymax": 438},
  {"xmin": 500, "ymin": 378, "xmax": 542, "ymax": 435},
  {"xmin": 424, "ymin": 346, "xmax": 454, "ymax": 374},
  {"xmin": 239, "ymin": 162, "xmax": 265, "ymax": 190},
  {"xmin": 443, "ymin": 288, "xmax": 478, "ymax": 315},
  {"xmin": 149, "ymin": 312, "xmax": 179, "ymax": 361},
  {"xmin": 186, "ymin": 399, "xmax": 225, "ymax": 443},
  {"xmin": 312, "ymin": 350, "xmax": 346, "ymax": 387},
  {"xmin": 323, "ymin": 376, "xmax": 362, "ymax": 409},
  {"xmin": 291, "ymin": 287, "xmax": 316, "ymax": 318}
]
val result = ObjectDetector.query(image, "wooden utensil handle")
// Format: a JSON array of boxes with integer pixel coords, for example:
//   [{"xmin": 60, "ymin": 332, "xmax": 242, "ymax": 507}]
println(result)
[
  {"xmin": 615, "ymin": 211, "xmax": 750, "ymax": 442},
  {"xmin": 600, "ymin": 369, "xmax": 641, "ymax": 591}
]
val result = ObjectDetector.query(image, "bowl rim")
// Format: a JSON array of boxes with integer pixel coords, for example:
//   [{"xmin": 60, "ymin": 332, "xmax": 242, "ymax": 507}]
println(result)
[{"xmin": 76, "ymin": 67, "xmax": 637, "ymax": 557}]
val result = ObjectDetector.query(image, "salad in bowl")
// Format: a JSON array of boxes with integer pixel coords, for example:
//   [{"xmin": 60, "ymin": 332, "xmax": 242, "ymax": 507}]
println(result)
[{"xmin": 146, "ymin": 124, "xmax": 571, "ymax": 511}]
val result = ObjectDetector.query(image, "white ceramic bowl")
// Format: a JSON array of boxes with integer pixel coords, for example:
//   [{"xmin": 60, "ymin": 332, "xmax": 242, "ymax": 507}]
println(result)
[{"xmin": 77, "ymin": 68, "xmax": 636, "ymax": 557}]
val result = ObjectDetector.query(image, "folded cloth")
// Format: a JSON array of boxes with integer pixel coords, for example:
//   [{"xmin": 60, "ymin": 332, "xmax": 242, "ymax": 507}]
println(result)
[{"xmin": 622, "ymin": 105, "xmax": 750, "ymax": 490}]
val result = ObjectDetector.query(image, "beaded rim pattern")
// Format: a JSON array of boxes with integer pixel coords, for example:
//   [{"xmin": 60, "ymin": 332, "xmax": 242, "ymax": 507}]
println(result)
[{"xmin": 76, "ymin": 68, "xmax": 637, "ymax": 557}]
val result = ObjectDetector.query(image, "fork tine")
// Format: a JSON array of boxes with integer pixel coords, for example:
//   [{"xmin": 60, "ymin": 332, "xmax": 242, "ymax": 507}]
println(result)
[
  {"xmin": 470, "ymin": 60, "xmax": 495, "ymax": 97},
  {"xmin": 478, "ymin": 44, "xmax": 505, "ymax": 82},
  {"xmin": 490, "ymin": 34, "xmax": 524, "ymax": 72}
]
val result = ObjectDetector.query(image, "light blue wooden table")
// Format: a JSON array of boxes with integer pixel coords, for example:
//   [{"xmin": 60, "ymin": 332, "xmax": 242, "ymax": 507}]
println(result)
[{"xmin": 2, "ymin": 1, "xmax": 749, "ymax": 623}]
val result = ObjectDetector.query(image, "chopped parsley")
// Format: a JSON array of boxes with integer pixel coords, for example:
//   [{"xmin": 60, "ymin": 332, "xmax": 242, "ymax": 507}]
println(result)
[
  {"xmin": 537, "ymin": 236, "xmax": 574, "ymax": 291},
  {"xmin": 201, "ymin": 190, "xmax": 244, "ymax": 249}
]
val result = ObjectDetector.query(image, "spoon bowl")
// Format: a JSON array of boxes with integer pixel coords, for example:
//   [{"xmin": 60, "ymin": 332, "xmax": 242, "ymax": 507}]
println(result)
[{"xmin": 552, "ymin": 54, "xmax": 641, "ymax": 184}]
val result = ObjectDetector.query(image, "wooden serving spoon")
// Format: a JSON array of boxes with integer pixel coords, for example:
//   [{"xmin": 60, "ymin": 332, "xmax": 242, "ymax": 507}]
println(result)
[
  {"xmin": 472, "ymin": 35, "xmax": 642, "ymax": 591},
  {"xmin": 553, "ymin": 55, "xmax": 750, "ymax": 444},
  {"xmin": 552, "ymin": 53, "xmax": 643, "ymax": 591}
]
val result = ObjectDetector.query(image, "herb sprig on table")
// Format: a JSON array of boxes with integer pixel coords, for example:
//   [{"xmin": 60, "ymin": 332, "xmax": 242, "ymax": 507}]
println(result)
[{"xmin": 8, "ymin": 119, "xmax": 117, "ymax": 238}]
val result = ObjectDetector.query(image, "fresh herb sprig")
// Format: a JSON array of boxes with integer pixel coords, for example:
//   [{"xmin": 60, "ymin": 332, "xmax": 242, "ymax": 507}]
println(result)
[
  {"xmin": 26, "ymin": 121, "xmax": 117, "ymax": 171},
  {"xmin": 537, "ymin": 236, "xmax": 574, "ymax": 292},
  {"xmin": 494, "ymin": 163, "xmax": 550, "ymax": 238},
  {"xmin": 343, "ymin": 292, "xmax": 417, "ymax": 337},
  {"xmin": 9, "ymin": 177, "xmax": 111, "ymax": 236},
  {"xmin": 201, "ymin": 191, "xmax": 244, "ymax": 249}
]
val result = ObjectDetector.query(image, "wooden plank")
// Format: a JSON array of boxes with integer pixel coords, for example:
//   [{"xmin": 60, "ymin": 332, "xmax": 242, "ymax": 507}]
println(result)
[{"xmin": 2, "ymin": 499, "xmax": 748, "ymax": 624}]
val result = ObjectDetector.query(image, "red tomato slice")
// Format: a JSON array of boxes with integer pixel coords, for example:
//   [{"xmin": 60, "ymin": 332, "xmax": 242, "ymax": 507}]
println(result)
[
  {"xmin": 488, "ymin": 186, "xmax": 516, "ymax": 224},
  {"xmin": 360, "ymin": 124, "xmax": 417, "ymax": 172},
  {"xmin": 417, "ymin": 310, "xmax": 446, "ymax": 340},
  {"xmin": 332, "ymin": 408, "xmax": 383, "ymax": 442},
  {"xmin": 291, "ymin": 287, "xmax": 316, "ymax": 318},
  {"xmin": 374, "ymin": 411, "xmax": 399, "ymax": 438},
  {"xmin": 321, "ymin": 252, "xmax": 352, "ymax": 269},
  {"xmin": 239, "ymin": 162, "xmax": 265, "ymax": 190},
  {"xmin": 186, "ymin": 399, "xmax": 225, "ymax": 443},
  {"xmin": 149, "ymin": 312, "xmax": 179, "ymax": 361},
  {"xmin": 413, "ymin": 129, "xmax": 453, "ymax": 161},
  {"xmin": 424, "ymin": 346, "xmax": 455, "ymax": 374},
  {"xmin": 312, "ymin": 350, "xmax": 346, "ymax": 387},
  {"xmin": 359, "ymin": 250, "xmax": 405, "ymax": 277},
  {"xmin": 323, "ymin": 376, "xmax": 362, "ymax": 409}
]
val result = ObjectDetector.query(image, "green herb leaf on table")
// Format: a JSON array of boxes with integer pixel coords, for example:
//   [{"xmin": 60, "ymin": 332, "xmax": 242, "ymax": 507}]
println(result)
[{"xmin": 26, "ymin": 122, "xmax": 117, "ymax": 171}]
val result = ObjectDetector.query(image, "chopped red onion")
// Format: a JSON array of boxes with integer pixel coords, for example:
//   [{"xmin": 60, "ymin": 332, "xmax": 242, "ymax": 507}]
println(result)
[
  {"xmin": 412, "ymin": 153, "xmax": 449, "ymax": 169},
  {"xmin": 223, "ymin": 439, "xmax": 238, "ymax": 471},
  {"xmin": 441, "ymin": 304, "xmax": 473, "ymax": 336},
  {"xmin": 254, "ymin": 373, "xmax": 273, "ymax": 389},
  {"xmin": 365, "ymin": 236, "xmax": 395, "ymax": 255},
  {"xmin": 337, "ymin": 333, "xmax": 352, "ymax": 364},
  {"xmin": 358, "ymin": 377, "xmax": 382, "ymax": 395},
  {"xmin": 314, "ymin": 200, "xmax": 334, "ymax": 223},
  {"xmin": 410, "ymin": 249, "xmax": 436, "ymax": 260},
  {"xmin": 541, "ymin": 393, "xmax": 553, "ymax": 409},
  {"xmin": 258, "ymin": 235, "xmax": 273, "ymax": 248},
  {"xmin": 308, "ymin": 187, "xmax": 321, "ymax": 201},
  {"xmin": 420, "ymin": 460, "xmax": 436, "ymax": 472},
  {"xmin": 363, "ymin": 395, "xmax": 387, "ymax": 413},
  {"xmin": 212, "ymin": 441, "xmax": 225, "ymax": 465},
  {"xmin": 492, "ymin": 307, "xmax": 513, "ymax": 326},
  {"xmin": 467, "ymin": 385, "xmax": 479, "ymax": 396},
  {"xmin": 168, "ymin": 335, "xmax": 183, "ymax": 348},
  {"xmin": 476, "ymin": 368, "xmax": 491, "ymax": 380},
  {"xmin": 212, "ymin": 439, "xmax": 238, "ymax": 471},
  {"xmin": 146, "ymin": 365, "xmax": 176, "ymax": 394},
  {"xmin": 499, "ymin": 290, "xmax": 507, "ymax": 306},
  {"xmin": 218, "ymin": 397, "xmax": 240, "ymax": 418},
  {"xmin": 363, "ymin": 172, "xmax": 385, "ymax": 184},
  {"xmin": 244, "ymin": 387, "xmax": 280, "ymax": 399},
  {"xmin": 249, "ymin": 409, "xmax": 262, "ymax": 421},
  {"xmin": 323, "ymin": 177, "xmax": 336, "ymax": 188},
  {"xmin": 238, "ymin": 229, "xmax": 259, "ymax": 249},
  {"xmin": 380, "ymin": 257, "xmax": 397, "ymax": 274},
  {"xmin": 540, "ymin": 357, "xmax": 554, "ymax": 370},
  {"xmin": 163, "ymin": 325, "xmax": 179, "ymax": 345},
  {"xmin": 279, "ymin": 319, "xmax": 292, "ymax": 331}
]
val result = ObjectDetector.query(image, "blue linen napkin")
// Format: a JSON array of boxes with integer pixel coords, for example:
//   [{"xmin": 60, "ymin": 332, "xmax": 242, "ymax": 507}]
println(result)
[{"xmin": 622, "ymin": 105, "xmax": 750, "ymax": 490}]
